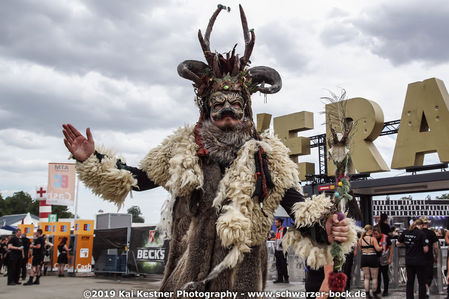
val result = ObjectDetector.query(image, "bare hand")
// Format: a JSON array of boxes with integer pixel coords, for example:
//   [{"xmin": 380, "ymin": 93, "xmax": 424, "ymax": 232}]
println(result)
[
  {"xmin": 317, "ymin": 264, "xmax": 333, "ymax": 299},
  {"xmin": 62, "ymin": 124, "xmax": 95, "ymax": 162},
  {"xmin": 326, "ymin": 214, "xmax": 349, "ymax": 243}
]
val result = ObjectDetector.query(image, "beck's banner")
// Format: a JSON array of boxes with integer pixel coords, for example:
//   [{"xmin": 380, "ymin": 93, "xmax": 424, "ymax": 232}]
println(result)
[
  {"xmin": 130, "ymin": 226, "xmax": 169, "ymax": 274},
  {"xmin": 47, "ymin": 163, "xmax": 76, "ymax": 206}
]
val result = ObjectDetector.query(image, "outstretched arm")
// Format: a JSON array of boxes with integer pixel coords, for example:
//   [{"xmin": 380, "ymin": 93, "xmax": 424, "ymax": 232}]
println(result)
[{"xmin": 62, "ymin": 124, "xmax": 159, "ymax": 207}]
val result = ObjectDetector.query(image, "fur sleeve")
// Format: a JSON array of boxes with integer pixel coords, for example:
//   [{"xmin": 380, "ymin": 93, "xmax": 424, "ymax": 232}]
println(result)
[
  {"xmin": 282, "ymin": 193, "xmax": 358, "ymax": 270},
  {"xmin": 139, "ymin": 125, "xmax": 202, "ymax": 196},
  {"xmin": 75, "ymin": 147, "xmax": 137, "ymax": 208}
]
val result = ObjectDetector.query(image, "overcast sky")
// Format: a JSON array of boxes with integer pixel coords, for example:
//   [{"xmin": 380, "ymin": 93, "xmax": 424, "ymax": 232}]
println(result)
[{"xmin": 1, "ymin": 0, "xmax": 449, "ymax": 223}]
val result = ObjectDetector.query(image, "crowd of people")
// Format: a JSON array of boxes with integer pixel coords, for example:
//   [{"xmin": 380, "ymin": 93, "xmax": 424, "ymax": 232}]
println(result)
[
  {"xmin": 272, "ymin": 213, "xmax": 448, "ymax": 299},
  {"xmin": 358, "ymin": 214, "xmax": 448, "ymax": 299},
  {"xmin": 0, "ymin": 228, "xmax": 71, "ymax": 286}
]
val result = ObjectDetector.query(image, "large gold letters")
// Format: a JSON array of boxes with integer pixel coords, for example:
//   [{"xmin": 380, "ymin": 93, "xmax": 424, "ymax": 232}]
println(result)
[
  {"xmin": 391, "ymin": 78, "xmax": 449, "ymax": 168},
  {"xmin": 257, "ymin": 112, "xmax": 315, "ymax": 181},
  {"xmin": 273, "ymin": 111, "xmax": 313, "ymax": 160},
  {"xmin": 256, "ymin": 77, "xmax": 449, "ymax": 179},
  {"xmin": 326, "ymin": 98, "xmax": 389, "ymax": 175}
]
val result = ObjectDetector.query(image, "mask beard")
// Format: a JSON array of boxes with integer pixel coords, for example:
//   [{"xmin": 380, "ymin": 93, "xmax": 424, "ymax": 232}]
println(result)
[{"xmin": 200, "ymin": 119, "xmax": 254, "ymax": 166}]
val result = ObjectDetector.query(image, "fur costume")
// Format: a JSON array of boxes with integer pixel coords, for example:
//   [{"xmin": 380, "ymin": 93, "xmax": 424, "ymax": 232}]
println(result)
[
  {"xmin": 72, "ymin": 5, "xmax": 358, "ymax": 297},
  {"xmin": 76, "ymin": 125, "xmax": 357, "ymax": 294}
]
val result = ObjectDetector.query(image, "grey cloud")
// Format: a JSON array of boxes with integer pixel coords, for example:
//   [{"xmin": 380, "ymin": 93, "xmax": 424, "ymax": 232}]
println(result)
[
  {"xmin": 0, "ymin": 129, "xmax": 49, "ymax": 150},
  {"xmin": 0, "ymin": 0, "xmax": 201, "ymax": 84},
  {"xmin": 320, "ymin": 21, "xmax": 359, "ymax": 47},
  {"xmin": 0, "ymin": 1, "xmax": 284, "ymax": 139},
  {"xmin": 321, "ymin": 0, "xmax": 449, "ymax": 65},
  {"xmin": 255, "ymin": 22, "xmax": 309, "ymax": 74},
  {"xmin": 0, "ymin": 75, "xmax": 197, "ymax": 137},
  {"xmin": 327, "ymin": 8, "xmax": 349, "ymax": 19}
]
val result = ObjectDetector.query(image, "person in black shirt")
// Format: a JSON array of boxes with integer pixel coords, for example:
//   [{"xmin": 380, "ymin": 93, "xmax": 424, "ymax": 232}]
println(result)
[
  {"xmin": 379, "ymin": 213, "xmax": 391, "ymax": 236},
  {"xmin": 0, "ymin": 237, "xmax": 7, "ymax": 274},
  {"xmin": 7, "ymin": 229, "xmax": 23, "ymax": 285},
  {"xmin": 57, "ymin": 237, "xmax": 69, "ymax": 277},
  {"xmin": 397, "ymin": 219, "xmax": 429, "ymax": 299},
  {"xmin": 373, "ymin": 225, "xmax": 393, "ymax": 297},
  {"xmin": 419, "ymin": 216, "xmax": 439, "ymax": 297},
  {"xmin": 23, "ymin": 229, "xmax": 45, "ymax": 285},
  {"xmin": 20, "ymin": 233, "xmax": 31, "ymax": 281}
]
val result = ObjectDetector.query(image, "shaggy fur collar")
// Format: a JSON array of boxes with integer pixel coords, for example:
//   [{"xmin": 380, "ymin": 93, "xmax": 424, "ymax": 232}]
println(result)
[{"xmin": 200, "ymin": 120, "xmax": 254, "ymax": 166}]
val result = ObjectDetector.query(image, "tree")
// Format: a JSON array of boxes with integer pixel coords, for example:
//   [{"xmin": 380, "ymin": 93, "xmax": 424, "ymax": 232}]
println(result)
[
  {"xmin": 52, "ymin": 205, "xmax": 74, "ymax": 219},
  {"xmin": 127, "ymin": 206, "xmax": 144, "ymax": 223},
  {"xmin": 0, "ymin": 191, "xmax": 74, "ymax": 219},
  {"xmin": 0, "ymin": 191, "xmax": 35, "ymax": 216},
  {"xmin": 437, "ymin": 193, "xmax": 449, "ymax": 199}
]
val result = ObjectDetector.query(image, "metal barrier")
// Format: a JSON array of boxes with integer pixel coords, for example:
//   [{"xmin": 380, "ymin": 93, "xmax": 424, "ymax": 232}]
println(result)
[
  {"xmin": 266, "ymin": 239, "xmax": 448, "ymax": 294},
  {"xmin": 266, "ymin": 240, "xmax": 305, "ymax": 282},
  {"xmin": 352, "ymin": 240, "xmax": 448, "ymax": 295}
]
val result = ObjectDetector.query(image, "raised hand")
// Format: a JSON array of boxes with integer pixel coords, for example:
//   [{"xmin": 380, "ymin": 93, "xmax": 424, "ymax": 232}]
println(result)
[{"xmin": 62, "ymin": 124, "xmax": 95, "ymax": 162}]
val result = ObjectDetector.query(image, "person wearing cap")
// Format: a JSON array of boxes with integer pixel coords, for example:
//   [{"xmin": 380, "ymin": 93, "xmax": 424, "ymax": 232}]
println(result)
[
  {"xmin": 419, "ymin": 216, "xmax": 439, "ymax": 297},
  {"xmin": 397, "ymin": 219, "xmax": 429, "ymax": 299}
]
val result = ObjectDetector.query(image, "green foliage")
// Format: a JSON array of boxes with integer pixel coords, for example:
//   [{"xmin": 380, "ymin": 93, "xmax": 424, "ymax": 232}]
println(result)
[
  {"xmin": 331, "ymin": 242, "xmax": 345, "ymax": 272},
  {"xmin": 127, "ymin": 205, "xmax": 144, "ymax": 223},
  {"xmin": 52, "ymin": 205, "xmax": 74, "ymax": 219},
  {"xmin": 0, "ymin": 191, "xmax": 73, "ymax": 219},
  {"xmin": 437, "ymin": 193, "xmax": 449, "ymax": 199},
  {"xmin": 0, "ymin": 191, "xmax": 36, "ymax": 216}
]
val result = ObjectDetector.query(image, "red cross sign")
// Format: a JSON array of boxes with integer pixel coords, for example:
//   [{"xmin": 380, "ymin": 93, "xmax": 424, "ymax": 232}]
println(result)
[{"xmin": 36, "ymin": 186, "xmax": 47, "ymax": 200}]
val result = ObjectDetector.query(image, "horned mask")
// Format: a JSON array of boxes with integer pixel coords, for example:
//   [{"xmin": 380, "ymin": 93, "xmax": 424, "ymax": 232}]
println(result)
[{"xmin": 177, "ymin": 4, "xmax": 282, "ymax": 123}]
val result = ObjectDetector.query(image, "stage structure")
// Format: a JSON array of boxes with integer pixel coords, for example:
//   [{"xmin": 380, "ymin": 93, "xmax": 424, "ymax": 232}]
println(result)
[{"xmin": 259, "ymin": 77, "xmax": 449, "ymax": 225}]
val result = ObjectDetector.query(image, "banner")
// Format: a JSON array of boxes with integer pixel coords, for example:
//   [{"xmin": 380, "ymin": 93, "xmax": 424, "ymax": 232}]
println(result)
[
  {"xmin": 39, "ymin": 222, "xmax": 56, "ymax": 235},
  {"xmin": 75, "ymin": 220, "xmax": 94, "ymax": 236},
  {"xmin": 18, "ymin": 224, "xmax": 34, "ymax": 237},
  {"xmin": 54, "ymin": 222, "xmax": 71, "ymax": 236},
  {"xmin": 47, "ymin": 163, "xmax": 76, "ymax": 206},
  {"xmin": 129, "ymin": 226, "xmax": 169, "ymax": 274}
]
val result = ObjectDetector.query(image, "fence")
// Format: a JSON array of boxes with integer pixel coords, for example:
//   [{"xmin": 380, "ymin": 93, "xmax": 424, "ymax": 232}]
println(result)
[{"xmin": 267, "ymin": 239, "xmax": 448, "ymax": 295}]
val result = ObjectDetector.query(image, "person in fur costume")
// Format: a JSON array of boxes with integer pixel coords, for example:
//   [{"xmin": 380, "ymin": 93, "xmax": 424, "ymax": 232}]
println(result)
[{"xmin": 62, "ymin": 5, "xmax": 357, "ymax": 297}]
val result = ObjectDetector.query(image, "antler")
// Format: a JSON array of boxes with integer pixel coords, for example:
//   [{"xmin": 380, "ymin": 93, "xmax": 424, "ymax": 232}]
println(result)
[
  {"xmin": 239, "ymin": 4, "xmax": 255, "ymax": 69},
  {"xmin": 198, "ymin": 5, "xmax": 227, "ymax": 67}
]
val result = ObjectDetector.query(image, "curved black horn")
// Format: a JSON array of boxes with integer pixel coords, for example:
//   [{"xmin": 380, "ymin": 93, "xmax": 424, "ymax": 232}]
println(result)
[
  {"xmin": 248, "ymin": 66, "xmax": 282, "ymax": 94},
  {"xmin": 177, "ymin": 60, "xmax": 208, "ymax": 86}
]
